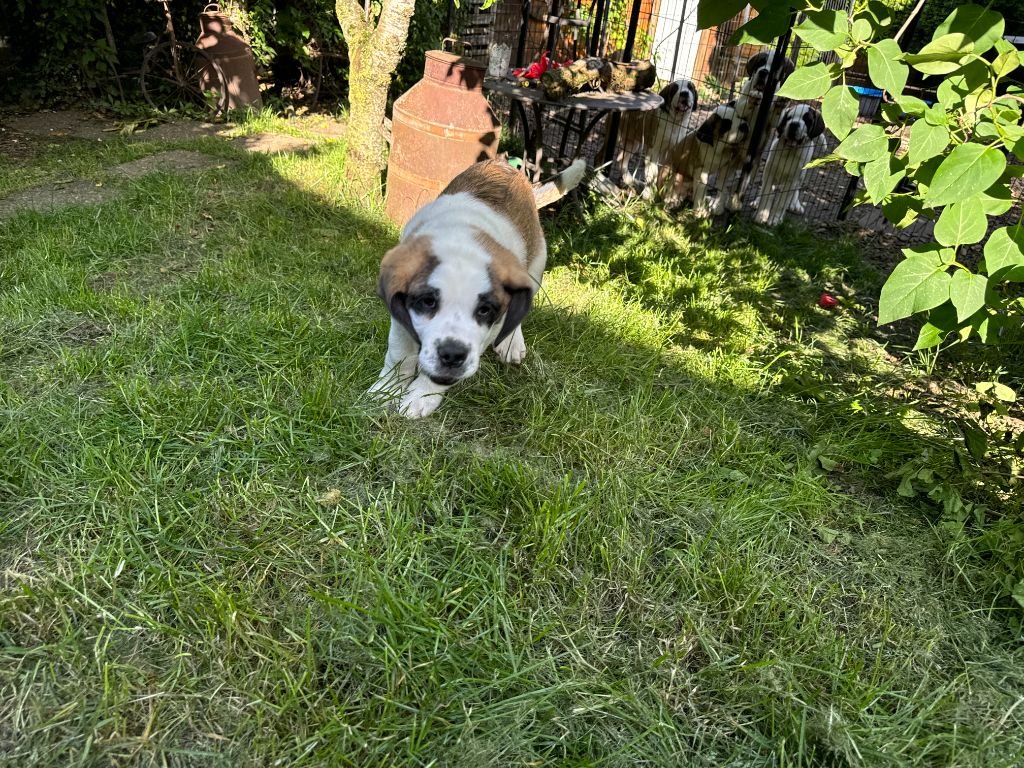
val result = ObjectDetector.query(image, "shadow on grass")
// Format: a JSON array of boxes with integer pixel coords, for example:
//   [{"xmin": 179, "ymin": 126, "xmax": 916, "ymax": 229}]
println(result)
[{"xmin": 1, "ymin": 133, "xmax": 1022, "ymax": 767}]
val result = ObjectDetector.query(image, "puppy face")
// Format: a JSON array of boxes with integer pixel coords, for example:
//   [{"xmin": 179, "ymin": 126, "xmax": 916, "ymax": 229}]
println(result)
[
  {"xmin": 745, "ymin": 50, "xmax": 795, "ymax": 93},
  {"xmin": 660, "ymin": 78, "xmax": 698, "ymax": 117},
  {"xmin": 776, "ymin": 104, "xmax": 825, "ymax": 145},
  {"xmin": 695, "ymin": 104, "xmax": 749, "ymax": 146},
  {"xmin": 378, "ymin": 235, "xmax": 533, "ymax": 386}
]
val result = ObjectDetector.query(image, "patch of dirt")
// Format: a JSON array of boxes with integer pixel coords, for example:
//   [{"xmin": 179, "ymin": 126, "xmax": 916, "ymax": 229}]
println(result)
[
  {"xmin": 4, "ymin": 109, "xmax": 113, "ymax": 141},
  {"xmin": 110, "ymin": 150, "xmax": 225, "ymax": 178},
  {"xmin": 130, "ymin": 120, "xmax": 228, "ymax": 142},
  {"xmin": 0, "ymin": 179, "xmax": 118, "ymax": 218},
  {"xmin": 232, "ymin": 133, "xmax": 317, "ymax": 154},
  {"xmin": 60, "ymin": 319, "xmax": 110, "ymax": 347}
]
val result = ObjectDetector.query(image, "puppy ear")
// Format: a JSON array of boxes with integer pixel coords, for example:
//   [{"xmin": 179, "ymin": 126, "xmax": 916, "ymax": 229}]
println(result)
[
  {"xmin": 687, "ymin": 81, "xmax": 698, "ymax": 110},
  {"xmin": 803, "ymin": 107, "xmax": 825, "ymax": 138},
  {"xmin": 776, "ymin": 118, "xmax": 787, "ymax": 138},
  {"xmin": 377, "ymin": 237, "xmax": 436, "ymax": 345},
  {"xmin": 659, "ymin": 81, "xmax": 680, "ymax": 112},
  {"xmin": 696, "ymin": 114, "xmax": 719, "ymax": 144},
  {"xmin": 777, "ymin": 59, "xmax": 796, "ymax": 82},
  {"xmin": 485, "ymin": 238, "xmax": 536, "ymax": 347},
  {"xmin": 746, "ymin": 52, "xmax": 767, "ymax": 76}
]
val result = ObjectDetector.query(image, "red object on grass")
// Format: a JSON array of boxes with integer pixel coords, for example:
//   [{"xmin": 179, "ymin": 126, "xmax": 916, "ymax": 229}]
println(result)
[{"xmin": 818, "ymin": 293, "xmax": 839, "ymax": 309}]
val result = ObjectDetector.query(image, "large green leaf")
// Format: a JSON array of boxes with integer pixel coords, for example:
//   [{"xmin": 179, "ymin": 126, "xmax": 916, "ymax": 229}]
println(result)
[
  {"xmin": 914, "ymin": 303, "xmax": 959, "ymax": 349},
  {"xmin": 776, "ymin": 62, "xmax": 834, "ymax": 100},
  {"xmin": 983, "ymin": 226, "xmax": 1024, "ymax": 281},
  {"xmin": 993, "ymin": 38, "xmax": 1021, "ymax": 78},
  {"xmin": 904, "ymin": 33, "xmax": 973, "ymax": 75},
  {"xmin": 821, "ymin": 84, "xmax": 858, "ymax": 140},
  {"xmin": 934, "ymin": 197, "xmax": 987, "ymax": 246},
  {"xmin": 907, "ymin": 120, "xmax": 949, "ymax": 167},
  {"xmin": 924, "ymin": 143, "xmax": 1006, "ymax": 207},
  {"xmin": 878, "ymin": 250, "xmax": 953, "ymax": 324},
  {"xmin": 881, "ymin": 195, "xmax": 925, "ymax": 228},
  {"xmin": 863, "ymin": 155, "xmax": 904, "ymax": 203},
  {"xmin": 851, "ymin": 17, "xmax": 872, "ymax": 42},
  {"xmin": 794, "ymin": 9, "xmax": 847, "ymax": 52},
  {"xmin": 835, "ymin": 124, "xmax": 889, "ymax": 162},
  {"xmin": 697, "ymin": 0, "xmax": 747, "ymax": 30},
  {"xmin": 950, "ymin": 270, "xmax": 989, "ymax": 321},
  {"xmin": 730, "ymin": 4, "xmax": 791, "ymax": 45},
  {"xmin": 934, "ymin": 4, "xmax": 1005, "ymax": 55},
  {"xmin": 868, "ymin": 39, "xmax": 908, "ymax": 96},
  {"xmin": 896, "ymin": 95, "xmax": 928, "ymax": 116}
]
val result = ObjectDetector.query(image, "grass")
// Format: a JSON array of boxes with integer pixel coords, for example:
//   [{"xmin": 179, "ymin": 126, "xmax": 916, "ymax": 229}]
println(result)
[{"xmin": 1, "ymin": 120, "xmax": 1023, "ymax": 767}]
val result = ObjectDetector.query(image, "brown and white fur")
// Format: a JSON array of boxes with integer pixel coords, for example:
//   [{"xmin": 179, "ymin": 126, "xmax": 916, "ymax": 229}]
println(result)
[
  {"xmin": 731, "ymin": 50, "xmax": 796, "ymax": 211},
  {"xmin": 614, "ymin": 78, "xmax": 698, "ymax": 193},
  {"xmin": 754, "ymin": 104, "xmax": 826, "ymax": 226},
  {"xmin": 666, "ymin": 103, "xmax": 749, "ymax": 216},
  {"xmin": 370, "ymin": 159, "xmax": 585, "ymax": 418}
]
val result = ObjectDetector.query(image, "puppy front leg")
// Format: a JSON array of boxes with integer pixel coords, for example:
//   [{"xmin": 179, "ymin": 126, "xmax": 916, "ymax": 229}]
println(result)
[
  {"xmin": 370, "ymin": 321, "xmax": 419, "ymax": 403},
  {"xmin": 692, "ymin": 171, "xmax": 711, "ymax": 217},
  {"xmin": 399, "ymin": 374, "xmax": 450, "ymax": 419}
]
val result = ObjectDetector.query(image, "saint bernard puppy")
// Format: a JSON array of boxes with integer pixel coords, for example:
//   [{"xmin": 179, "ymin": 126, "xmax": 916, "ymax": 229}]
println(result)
[
  {"xmin": 666, "ymin": 103, "xmax": 749, "ymax": 216},
  {"xmin": 732, "ymin": 50, "xmax": 796, "ymax": 211},
  {"xmin": 754, "ymin": 103, "xmax": 827, "ymax": 226},
  {"xmin": 614, "ymin": 78, "xmax": 698, "ymax": 193},
  {"xmin": 370, "ymin": 159, "xmax": 585, "ymax": 418}
]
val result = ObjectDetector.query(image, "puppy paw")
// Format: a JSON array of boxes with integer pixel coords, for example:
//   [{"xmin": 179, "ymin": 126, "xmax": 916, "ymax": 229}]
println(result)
[
  {"xmin": 495, "ymin": 327, "xmax": 527, "ymax": 364},
  {"xmin": 368, "ymin": 376, "xmax": 405, "ymax": 408},
  {"xmin": 788, "ymin": 201, "xmax": 805, "ymax": 215},
  {"xmin": 399, "ymin": 388, "xmax": 443, "ymax": 419},
  {"xmin": 727, "ymin": 194, "xmax": 743, "ymax": 212},
  {"xmin": 753, "ymin": 209, "xmax": 771, "ymax": 225}
]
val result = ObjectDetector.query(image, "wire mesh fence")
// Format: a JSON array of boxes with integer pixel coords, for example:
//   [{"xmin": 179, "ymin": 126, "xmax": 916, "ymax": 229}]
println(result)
[{"xmin": 456, "ymin": 0, "xmax": 1020, "ymax": 246}]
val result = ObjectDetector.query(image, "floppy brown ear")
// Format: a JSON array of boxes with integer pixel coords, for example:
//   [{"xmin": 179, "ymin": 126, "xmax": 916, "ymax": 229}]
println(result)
[
  {"xmin": 687, "ymin": 81, "xmax": 699, "ymax": 110},
  {"xmin": 487, "ymin": 241, "xmax": 536, "ymax": 347},
  {"xmin": 696, "ymin": 114, "xmax": 719, "ymax": 144},
  {"xmin": 377, "ymin": 237, "xmax": 436, "ymax": 345},
  {"xmin": 659, "ymin": 81, "xmax": 680, "ymax": 112},
  {"xmin": 803, "ymin": 107, "xmax": 825, "ymax": 138},
  {"xmin": 746, "ymin": 52, "xmax": 767, "ymax": 76}
]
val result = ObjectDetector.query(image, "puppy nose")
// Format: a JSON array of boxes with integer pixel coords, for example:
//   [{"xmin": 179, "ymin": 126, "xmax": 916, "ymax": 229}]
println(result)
[{"xmin": 436, "ymin": 339, "xmax": 469, "ymax": 368}]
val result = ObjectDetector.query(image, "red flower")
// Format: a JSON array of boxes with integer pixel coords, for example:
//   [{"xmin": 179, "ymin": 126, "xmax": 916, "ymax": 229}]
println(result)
[{"xmin": 818, "ymin": 293, "xmax": 839, "ymax": 309}]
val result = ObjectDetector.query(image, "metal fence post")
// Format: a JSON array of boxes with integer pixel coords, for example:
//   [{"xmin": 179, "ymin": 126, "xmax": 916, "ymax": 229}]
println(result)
[
  {"xmin": 734, "ymin": 16, "xmax": 795, "ymax": 211},
  {"xmin": 602, "ymin": 0, "xmax": 644, "ymax": 164}
]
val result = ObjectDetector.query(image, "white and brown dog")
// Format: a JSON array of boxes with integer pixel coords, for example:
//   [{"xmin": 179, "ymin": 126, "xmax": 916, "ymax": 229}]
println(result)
[
  {"xmin": 370, "ymin": 159, "xmax": 585, "ymax": 418},
  {"xmin": 614, "ymin": 78, "xmax": 698, "ymax": 192},
  {"xmin": 754, "ymin": 104, "xmax": 826, "ymax": 226},
  {"xmin": 734, "ymin": 50, "xmax": 795, "ymax": 126},
  {"xmin": 666, "ymin": 103, "xmax": 749, "ymax": 216}
]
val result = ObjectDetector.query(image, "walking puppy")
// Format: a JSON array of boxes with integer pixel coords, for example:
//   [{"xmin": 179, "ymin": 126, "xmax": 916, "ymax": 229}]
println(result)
[
  {"xmin": 614, "ymin": 78, "xmax": 698, "ymax": 192},
  {"xmin": 666, "ymin": 103, "xmax": 749, "ymax": 216},
  {"xmin": 370, "ymin": 160, "xmax": 585, "ymax": 418},
  {"xmin": 754, "ymin": 104, "xmax": 826, "ymax": 226}
]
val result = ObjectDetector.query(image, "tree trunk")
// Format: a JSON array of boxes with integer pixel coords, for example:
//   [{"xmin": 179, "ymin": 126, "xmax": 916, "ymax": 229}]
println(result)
[{"xmin": 336, "ymin": 0, "xmax": 417, "ymax": 205}]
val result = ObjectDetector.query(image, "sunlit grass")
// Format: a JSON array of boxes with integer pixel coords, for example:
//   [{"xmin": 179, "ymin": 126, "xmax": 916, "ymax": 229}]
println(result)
[{"xmin": 1, "ymin": 126, "xmax": 1022, "ymax": 767}]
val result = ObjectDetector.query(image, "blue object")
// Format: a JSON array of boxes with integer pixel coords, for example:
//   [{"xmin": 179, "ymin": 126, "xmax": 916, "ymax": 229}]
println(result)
[{"xmin": 852, "ymin": 86, "xmax": 884, "ymax": 97}]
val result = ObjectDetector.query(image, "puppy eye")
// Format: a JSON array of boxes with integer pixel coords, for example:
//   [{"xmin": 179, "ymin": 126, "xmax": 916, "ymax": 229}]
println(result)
[
  {"xmin": 412, "ymin": 295, "xmax": 437, "ymax": 313},
  {"xmin": 475, "ymin": 305, "xmax": 496, "ymax": 323}
]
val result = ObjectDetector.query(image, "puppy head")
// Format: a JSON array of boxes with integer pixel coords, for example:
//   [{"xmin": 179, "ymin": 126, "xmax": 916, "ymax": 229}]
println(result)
[
  {"xmin": 660, "ymin": 78, "xmax": 698, "ymax": 116},
  {"xmin": 695, "ymin": 104, "xmax": 749, "ymax": 146},
  {"xmin": 745, "ymin": 50, "xmax": 795, "ymax": 93},
  {"xmin": 377, "ymin": 234, "xmax": 533, "ymax": 385},
  {"xmin": 776, "ymin": 104, "xmax": 825, "ymax": 145}
]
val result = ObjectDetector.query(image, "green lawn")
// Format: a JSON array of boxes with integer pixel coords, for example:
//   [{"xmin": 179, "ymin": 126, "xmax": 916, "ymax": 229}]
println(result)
[{"xmin": 1, "ymin": 123, "xmax": 1022, "ymax": 767}]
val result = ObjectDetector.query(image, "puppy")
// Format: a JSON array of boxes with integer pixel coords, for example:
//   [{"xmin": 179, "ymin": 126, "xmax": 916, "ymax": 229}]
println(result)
[
  {"xmin": 754, "ymin": 104, "xmax": 827, "ymax": 226},
  {"xmin": 734, "ymin": 50, "xmax": 795, "ymax": 124},
  {"xmin": 614, "ymin": 78, "xmax": 698, "ymax": 192},
  {"xmin": 732, "ymin": 50, "xmax": 796, "ymax": 210},
  {"xmin": 370, "ymin": 159, "xmax": 585, "ymax": 418},
  {"xmin": 666, "ymin": 103, "xmax": 749, "ymax": 217}
]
